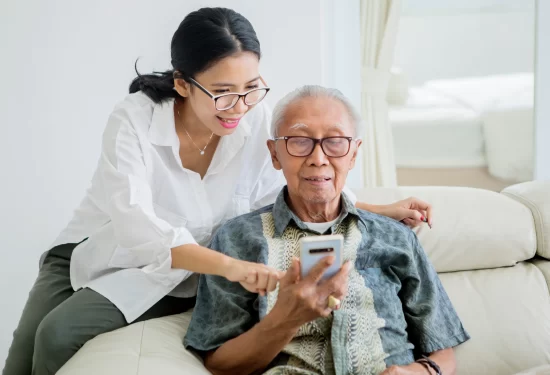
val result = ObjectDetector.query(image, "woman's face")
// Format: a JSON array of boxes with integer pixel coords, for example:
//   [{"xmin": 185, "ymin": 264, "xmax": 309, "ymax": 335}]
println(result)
[{"xmin": 174, "ymin": 52, "xmax": 263, "ymax": 136}]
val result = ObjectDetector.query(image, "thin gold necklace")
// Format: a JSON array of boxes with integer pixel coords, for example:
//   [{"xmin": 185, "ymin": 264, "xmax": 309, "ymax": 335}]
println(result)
[{"xmin": 176, "ymin": 103, "xmax": 214, "ymax": 156}]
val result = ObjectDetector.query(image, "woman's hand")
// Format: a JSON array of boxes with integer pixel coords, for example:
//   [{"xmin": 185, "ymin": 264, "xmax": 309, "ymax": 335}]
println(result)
[
  {"xmin": 270, "ymin": 256, "xmax": 352, "ymax": 330},
  {"xmin": 375, "ymin": 197, "xmax": 433, "ymax": 228},
  {"xmin": 224, "ymin": 258, "xmax": 283, "ymax": 296}
]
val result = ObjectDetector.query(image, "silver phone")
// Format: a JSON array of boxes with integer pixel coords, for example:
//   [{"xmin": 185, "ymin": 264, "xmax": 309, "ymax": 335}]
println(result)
[{"xmin": 299, "ymin": 234, "xmax": 343, "ymax": 281}]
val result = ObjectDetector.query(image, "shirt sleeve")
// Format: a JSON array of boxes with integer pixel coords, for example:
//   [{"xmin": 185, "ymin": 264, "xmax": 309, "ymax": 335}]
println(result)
[
  {"xmin": 400, "ymin": 232, "xmax": 470, "ymax": 354},
  {"xmin": 183, "ymin": 225, "xmax": 258, "ymax": 355},
  {"xmin": 98, "ymin": 109, "xmax": 197, "ymax": 272}
]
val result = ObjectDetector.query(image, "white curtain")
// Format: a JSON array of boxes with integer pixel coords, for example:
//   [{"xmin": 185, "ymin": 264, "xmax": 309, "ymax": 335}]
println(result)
[{"xmin": 360, "ymin": 0, "xmax": 401, "ymax": 187}]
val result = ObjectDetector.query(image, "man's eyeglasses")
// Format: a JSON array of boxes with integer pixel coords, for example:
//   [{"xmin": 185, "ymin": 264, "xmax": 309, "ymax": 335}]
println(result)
[
  {"xmin": 273, "ymin": 136, "xmax": 354, "ymax": 158},
  {"xmin": 176, "ymin": 73, "xmax": 270, "ymax": 111}
]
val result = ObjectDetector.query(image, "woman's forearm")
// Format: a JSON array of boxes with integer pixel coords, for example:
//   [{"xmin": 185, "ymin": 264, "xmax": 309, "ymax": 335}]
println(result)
[
  {"xmin": 355, "ymin": 201, "xmax": 380, "ymax": 214},
  {"xmin": 204, "ymin": 309, "xmax": 298, "ymax": 375},
  {"xmin": 170, "ymin": 243, "xmax": 230, "ymax": 276}
]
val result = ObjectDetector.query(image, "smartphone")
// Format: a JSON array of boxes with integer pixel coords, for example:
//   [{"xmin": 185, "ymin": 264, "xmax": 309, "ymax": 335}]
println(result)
[{"xmin": 300, "ymin": 234, "xmax": 343, "ymax": 281}]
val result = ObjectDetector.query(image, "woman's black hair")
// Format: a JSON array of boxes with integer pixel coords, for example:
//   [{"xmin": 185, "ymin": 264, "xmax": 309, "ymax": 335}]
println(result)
[{"xmin": 129, "ymin": 7, "xmax": 261, "ymax": 103}]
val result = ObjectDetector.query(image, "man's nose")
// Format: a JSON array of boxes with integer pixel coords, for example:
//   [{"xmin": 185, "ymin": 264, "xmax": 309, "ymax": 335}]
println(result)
[{"xmin": 307, "ymin": 142, "xmax": 329, "ymax": 166}]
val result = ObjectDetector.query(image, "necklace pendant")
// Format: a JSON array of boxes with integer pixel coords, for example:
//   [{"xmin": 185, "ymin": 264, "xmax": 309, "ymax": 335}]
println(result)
[{"xmin": 200, "ymin": 150, "xmax": 205, "ymax": 155}]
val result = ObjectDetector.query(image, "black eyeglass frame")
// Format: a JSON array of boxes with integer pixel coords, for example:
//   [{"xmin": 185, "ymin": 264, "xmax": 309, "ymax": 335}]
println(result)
[
  {"xmin": 273, "ymin": 136, "xmax": 355, "ymax": 158},
  {"xmin": 174, "ymin": 72, "xmax": 270, "ymax": 111}
]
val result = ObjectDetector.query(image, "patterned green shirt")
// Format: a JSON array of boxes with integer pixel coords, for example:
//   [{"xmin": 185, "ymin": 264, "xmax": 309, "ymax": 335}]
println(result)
[{"xmin": 184, "ymin": 187, "xmax": 470, "ymax": 375}]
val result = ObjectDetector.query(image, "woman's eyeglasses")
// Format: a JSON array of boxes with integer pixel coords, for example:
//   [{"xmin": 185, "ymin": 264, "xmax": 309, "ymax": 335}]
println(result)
[
  {"xmin": 176, "ymin": 73, "xmax": 270, "ymax": 111},
  {"xmin": 273, "ymin": 136, "xmax": 354, "ymax": 158}
]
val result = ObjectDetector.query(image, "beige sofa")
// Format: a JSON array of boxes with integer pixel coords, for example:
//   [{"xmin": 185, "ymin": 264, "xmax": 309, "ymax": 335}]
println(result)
[{"xmin": 58, "ymin": 181, "xmax": 550, "ymax": 375}]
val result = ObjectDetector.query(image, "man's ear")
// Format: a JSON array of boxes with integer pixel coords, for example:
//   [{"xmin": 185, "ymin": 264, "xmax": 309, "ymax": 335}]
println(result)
[
  {"xmin": 267, "ymin": 140, "xmax": 282, "ymax": 170},
  {"xmin": 174, "ymin": 77, "xmax": 191, "ymax": 98},
  {"xmin": 349, "ymin": 139, "xmax": 362, "ymax": 170}
]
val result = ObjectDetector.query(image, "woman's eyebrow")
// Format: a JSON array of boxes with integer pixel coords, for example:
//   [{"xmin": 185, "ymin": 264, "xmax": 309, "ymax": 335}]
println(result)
[{"xmin": 210, "ymin": 76, "xmax": 261, "ymax": 87}]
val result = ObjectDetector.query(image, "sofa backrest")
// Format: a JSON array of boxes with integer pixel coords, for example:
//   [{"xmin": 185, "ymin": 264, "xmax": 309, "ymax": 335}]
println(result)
[{"xmin": 352, "ymin": 181, "xmax": 550, "ymax": 375}]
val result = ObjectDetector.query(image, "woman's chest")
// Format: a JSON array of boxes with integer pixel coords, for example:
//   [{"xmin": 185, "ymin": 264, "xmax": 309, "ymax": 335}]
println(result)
[{"xmin": 144, "ymin": 145, "xmax": 254, "ymax": 245}]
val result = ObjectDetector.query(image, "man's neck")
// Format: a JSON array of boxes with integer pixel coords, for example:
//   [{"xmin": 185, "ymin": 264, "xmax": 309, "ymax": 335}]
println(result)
[{"xmin": 286, "ymin": 191, "xmax": 341, "ymax": 223}]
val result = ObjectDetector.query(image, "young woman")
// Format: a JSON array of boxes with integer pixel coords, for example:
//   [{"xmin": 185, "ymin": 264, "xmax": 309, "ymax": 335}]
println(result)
[{"xmin": 3, "ymin": 7, "xmax": 432, "ymax": 375}]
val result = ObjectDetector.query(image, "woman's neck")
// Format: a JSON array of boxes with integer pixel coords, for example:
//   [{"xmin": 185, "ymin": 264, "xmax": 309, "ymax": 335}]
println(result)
[{"xmin": 174, "ymin": 98, "xmax": 214, "ymax": 139}]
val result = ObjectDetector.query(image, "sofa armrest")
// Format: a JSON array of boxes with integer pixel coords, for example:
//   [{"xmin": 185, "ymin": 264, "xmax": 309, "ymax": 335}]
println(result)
[{"xmin": 502, "ymin": 181, "xmax": 550, "ymax": 260}]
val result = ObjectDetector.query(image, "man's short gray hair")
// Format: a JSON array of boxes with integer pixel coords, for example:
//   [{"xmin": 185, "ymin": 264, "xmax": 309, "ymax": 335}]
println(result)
[{"xmin": 270, "ymin": 85, "xmax": 362, "ymax": 138}]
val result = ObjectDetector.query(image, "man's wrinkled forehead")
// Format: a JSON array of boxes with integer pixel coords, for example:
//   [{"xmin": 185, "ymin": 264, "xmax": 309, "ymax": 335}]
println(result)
[
  {"xmin": 288, "ymin": 122, "xmax": 346, "ymax": 132},
  {"xmin": 282, "ymin": 97, "xmax": 354, "ymax": 134}
]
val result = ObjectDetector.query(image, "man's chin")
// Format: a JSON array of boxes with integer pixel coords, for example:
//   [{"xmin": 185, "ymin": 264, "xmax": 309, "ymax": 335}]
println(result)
[{"xmin": 302, "ymin": 191, "xmax": 339, "ymax": 204}]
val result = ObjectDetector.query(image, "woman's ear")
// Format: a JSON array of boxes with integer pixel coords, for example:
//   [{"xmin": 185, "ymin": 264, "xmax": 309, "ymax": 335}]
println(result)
[
  {"xmin": 267, "ymin": 140, "xmax": 282, "ymax": 170},
  {"xmin": 174, "ymin": 78, "xmax": 191, "ymax": 98}
]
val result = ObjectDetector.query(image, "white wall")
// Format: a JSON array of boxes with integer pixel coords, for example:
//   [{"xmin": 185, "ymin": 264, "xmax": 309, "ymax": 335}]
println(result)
[
  {"xmin": 320, "ymin": 0, "xmax": 362, "ymax": 186},
  {"xmin": 394, "ymin": 6, "xmax": 535, "ymax": 85},
  {"xmin": 535, "ymin": 0, "xmax": 550, "ymax": 180},
  {"xmin": 0, "ymin": 0, "xmax": 361, "ymax": 366}
]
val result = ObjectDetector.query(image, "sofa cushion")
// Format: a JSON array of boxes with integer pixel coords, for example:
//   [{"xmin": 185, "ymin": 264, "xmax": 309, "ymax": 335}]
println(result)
[
  {"xmin": 531, "ymin": 258, "xmax": 550, "ymax": 293},
  {"xmin": 60, "ymin": 263, "xmax": 550, "ymax": 375},
  {"xmin": 503, "ymin": 181, "xmax": 550, "ymax": 260},
  {"xmin": 353, "ymin": 186, "xmax": 536, "ymax": 272},
  {"xmin": 513, "ymin": 365, "xmax": 550, "ymax": 375},
  {"xmin": 57, "ymin": 311, "xmax": 210, "ymax": 375},
  {"xmin": 440, "ymin": 262, "xmax": 550, "ymax": 375}
]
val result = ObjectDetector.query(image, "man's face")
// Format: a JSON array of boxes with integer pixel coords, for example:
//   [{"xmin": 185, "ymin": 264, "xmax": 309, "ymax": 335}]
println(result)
[{"xmin": 267, "ymin": 96, "xmax": 361, "ymax": 205}]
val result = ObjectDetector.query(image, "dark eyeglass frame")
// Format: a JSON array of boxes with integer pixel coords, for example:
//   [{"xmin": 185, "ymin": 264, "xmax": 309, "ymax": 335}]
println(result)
[
  {"xmin": 175, "ymin": 73, "xmax": 270, "ymax": 111},
  {"xmin": 273, "ymin": 136, "xmax": 355, "ymax": 158}
]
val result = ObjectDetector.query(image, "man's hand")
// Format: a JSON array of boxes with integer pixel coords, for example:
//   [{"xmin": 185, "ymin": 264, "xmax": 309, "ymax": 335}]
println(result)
[
  {"xmin": 380, "ymin": 362, "xmax": 432, "ymax": 374},
  {"xmin": 269, "ymin": 256, "xmax": 352, "ymax": 330}
]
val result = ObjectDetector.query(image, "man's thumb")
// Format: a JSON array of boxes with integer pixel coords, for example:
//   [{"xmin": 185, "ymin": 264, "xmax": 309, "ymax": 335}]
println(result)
[{"xmin": 280, "ymin": 257, "xmax": 300, "ymax": 286}]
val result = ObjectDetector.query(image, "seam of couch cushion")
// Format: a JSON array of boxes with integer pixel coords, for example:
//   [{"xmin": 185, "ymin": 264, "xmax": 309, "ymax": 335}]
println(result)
[
  {"xmin": 136, "ymin": 321, "xmax": 145, "ymax": 375},
  {"xmin": 530, "ymin": 259, "xmax": 550, "ymax": 296},
  {"xmin": 502, "ymin": 190, "xmax": 545, "ymax": 258}
]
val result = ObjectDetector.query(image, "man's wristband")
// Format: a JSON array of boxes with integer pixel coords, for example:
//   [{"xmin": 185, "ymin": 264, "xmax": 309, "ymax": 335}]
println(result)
[
  {"xmin": 416, "ymin": 359, "xmax": 432, "ymax": 374},
  {"xmin": 417, "ymin": 355, "xmax": 442, "ymax": 375}
]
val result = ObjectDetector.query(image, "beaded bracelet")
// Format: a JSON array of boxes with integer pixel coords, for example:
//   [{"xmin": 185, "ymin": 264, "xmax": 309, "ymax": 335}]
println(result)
[
  {"xmin": 417, "ymin": 355, "xmax": 442, "ymax": 375},
  {"xmin": 416, "ymin": 359, "xmax": 432, "ymax": 374}
]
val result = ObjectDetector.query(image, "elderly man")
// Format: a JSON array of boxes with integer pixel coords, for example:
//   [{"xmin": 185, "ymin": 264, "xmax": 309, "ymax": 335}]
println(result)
[{"xmin": 184, "ymin": 85, "xmax": 470, "ymax": 375}]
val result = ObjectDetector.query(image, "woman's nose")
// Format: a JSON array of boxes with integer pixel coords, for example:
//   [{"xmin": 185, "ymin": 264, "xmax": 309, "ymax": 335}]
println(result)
[{"xmin": 228, "ymin": 96, "xmax": 248, "ymax": 114}]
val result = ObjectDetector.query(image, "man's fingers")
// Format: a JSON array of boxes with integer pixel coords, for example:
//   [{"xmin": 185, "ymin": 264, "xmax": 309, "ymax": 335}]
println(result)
[
  {"xmin": 266, "ymin": 270, "xmax": 279, "ymax": 293},
  {"xmin": 304, "ymin": 256, "xmax": 334, "ymax": 283},
  {"xmin": 279, "ymin": 257, "xmax": 300, "ymax": 287},
  {"xmin": 320, "ymin": 261, "xmax": 351, "ymax": 296}
]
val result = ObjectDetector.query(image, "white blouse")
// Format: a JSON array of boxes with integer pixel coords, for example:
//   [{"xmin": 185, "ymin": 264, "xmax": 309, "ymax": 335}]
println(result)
[{"xmin": 50, "ymin": 92, "xmax": 355, "ymax": 323}]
